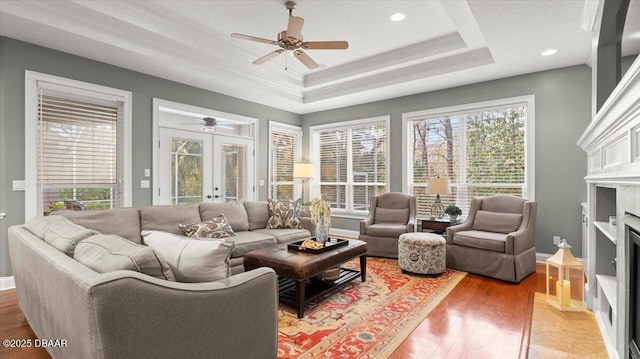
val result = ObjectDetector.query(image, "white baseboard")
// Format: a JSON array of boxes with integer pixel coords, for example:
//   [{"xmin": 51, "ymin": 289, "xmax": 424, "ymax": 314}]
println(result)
[
  {"xmin": 329, "ymin": 228, "xmax": 359, "ymax": 239},
  {"xmin": 0, "ymin": 276, "xmax": 15, "ymax": 291}
]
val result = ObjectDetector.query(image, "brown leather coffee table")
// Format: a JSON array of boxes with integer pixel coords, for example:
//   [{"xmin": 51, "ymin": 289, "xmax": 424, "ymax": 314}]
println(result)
[{"xmin": 243, "ymin": 239, "xmax": 367, "ymax": 318}]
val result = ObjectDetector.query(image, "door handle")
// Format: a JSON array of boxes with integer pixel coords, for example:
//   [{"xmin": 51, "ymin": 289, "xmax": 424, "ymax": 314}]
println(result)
[
  {"xmin": 214, "ymin": 195, "xmax": 221, "ymax": 199},
  {"xmin": 206, "ymin": 195, "xmax": 212, "ymax": 199}
]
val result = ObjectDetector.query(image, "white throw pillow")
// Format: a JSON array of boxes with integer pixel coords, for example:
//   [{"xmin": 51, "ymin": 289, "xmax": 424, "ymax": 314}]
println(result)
[{"xmin": 141, "ymin": 230, "xmax": 234, "ymax": 283}]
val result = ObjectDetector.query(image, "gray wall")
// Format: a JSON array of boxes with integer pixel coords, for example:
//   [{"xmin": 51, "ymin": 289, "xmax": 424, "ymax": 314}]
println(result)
[
  {"xmin": 0, "ymin": 36, "xmax": 592, "ymax": 277},
  {"xmin": 0, "ymin": 37, "xmax": 301, "ymax": 277},
  {"xmin": 302, "ymin": 65, "xmax": 591, "ymax": 256}
]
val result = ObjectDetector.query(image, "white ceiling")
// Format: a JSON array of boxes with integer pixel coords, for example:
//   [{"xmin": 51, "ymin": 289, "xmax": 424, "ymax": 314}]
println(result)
[{"xmin": 0, "ymin": 0, "xmax": 638, "ymax": 114}]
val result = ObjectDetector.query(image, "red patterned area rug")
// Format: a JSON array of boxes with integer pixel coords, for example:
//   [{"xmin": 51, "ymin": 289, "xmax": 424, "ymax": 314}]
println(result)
[{"xmin": 277, "ymin": 257, "xmax": 466, "ymax": 358}]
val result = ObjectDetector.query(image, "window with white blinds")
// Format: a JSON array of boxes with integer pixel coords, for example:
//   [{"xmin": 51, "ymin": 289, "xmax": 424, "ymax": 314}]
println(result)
[
  {"xmin": 24, "ymin": 72, "xmax": 132, "ymax": 219},
  {"xmin": 404, "ymin": 97, "xmax": 534, "ymax": 218},
  {"xmin": 311, "ymin": 117, "xmax": 389, "ymax": 214},
  {"xmin": 37, "ymin": 89, "xmax": 125, "ymax": 214},
  {"xmin": 269, "ymin": 122, "xmax": 302, "ymax": 201}
]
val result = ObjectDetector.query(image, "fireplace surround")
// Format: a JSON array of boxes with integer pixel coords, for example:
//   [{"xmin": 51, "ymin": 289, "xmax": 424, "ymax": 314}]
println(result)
[{"xmin": 578, "ymin": 56, "xmax": 640, "ymax": 358}]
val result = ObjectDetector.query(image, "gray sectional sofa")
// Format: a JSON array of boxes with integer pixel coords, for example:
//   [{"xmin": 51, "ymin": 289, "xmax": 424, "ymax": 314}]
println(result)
[{"xmin": 7, "ymin": 200, "xmax": 314, "ymax": 359}]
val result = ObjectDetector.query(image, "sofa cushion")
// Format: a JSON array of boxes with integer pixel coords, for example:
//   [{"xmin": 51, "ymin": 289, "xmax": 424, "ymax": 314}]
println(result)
[
  {"xmin": 374, "ymin": 207, "xmax": 409, "ymax": 224},
  {"xmin": 225, "ymin": 231, "xmax": 277, "ymax": 257},
  {"xmin": 244, "ymin": 201, "xmax": 270, "ymax": 230},
  {"xmin": 74, "ymin": 234, "xmax": 175, "ymax": 281},
  {"xmin": 43, "ymin": 217, "xmax": 99, "ymax": 256},
  {"xmin": 179, "ymin": 214, "xmax": 235, "ymax": 239},
  {"xmin": 266, "ymin": 198, "xmax": 302, "ymax": 229},
  {"xmin": 140, "ymin": 204, "xmax": 201, "ymax": 236},
  {"xmin": 200, "ymin": 201, "xmax": 249, "ymax": 232},
  {"xmin": 472, "ymin": 210, "xmax": 522, "ymax": 234},
  {"xmin": 252, "ymin": 228, "xmax": 310, "ymax": 244},
  {"xmin": 24, "ymin": 216, "xmax": 99, "ymax": 256},
  {"xmin": 55, "ymin": 208, "xmax": 142, "ymax": 243},
  {"xmin": 366, "ymin": 223, "xmax": 407, "ymax": 238},
  {"xmin": 453, "ymin": 230, "xmax": 507, "ymax": 252},
  {"xmin": 142, "ymin": 230, "xmax": 234, "ymax": 282},
  {"xmin": 24, "ymin": 215, "xmax": 66, "ymax": 238}
]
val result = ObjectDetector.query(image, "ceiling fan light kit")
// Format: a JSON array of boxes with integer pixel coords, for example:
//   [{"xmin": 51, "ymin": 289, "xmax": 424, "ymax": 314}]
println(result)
[{"xmin": 231, "ymin": 1, "xmax": 348, "ymax": 70}]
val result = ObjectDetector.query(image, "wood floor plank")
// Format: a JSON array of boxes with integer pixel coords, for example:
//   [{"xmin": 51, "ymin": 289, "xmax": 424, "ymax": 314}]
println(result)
[{"xmin": 0, "ymin": 263, "xmax": 572, "ymax": 359}]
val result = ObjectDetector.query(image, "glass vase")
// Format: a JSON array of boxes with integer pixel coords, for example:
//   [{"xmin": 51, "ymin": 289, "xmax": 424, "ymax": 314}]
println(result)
[{"xmin": 315, "ymin": 221, "xmax": 330, "ymax": 245}]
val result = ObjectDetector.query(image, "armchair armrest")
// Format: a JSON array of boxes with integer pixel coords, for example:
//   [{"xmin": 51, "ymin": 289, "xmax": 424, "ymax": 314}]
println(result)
[
  {"xmin": 446, "ymin": 220, "xmax": 473, "ymax": 244},
  {"xmin": 360, "ymin": 197, "xmax": 377, "ymax": 235},
  {"xmin": 506, "ymin": 201, "xmax": 537, "ymax": 255}
]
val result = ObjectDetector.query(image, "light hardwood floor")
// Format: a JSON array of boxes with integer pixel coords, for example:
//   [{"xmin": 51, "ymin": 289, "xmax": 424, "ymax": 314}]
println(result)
[{"xmin": 0, "ymin": 264, "xmax": 562, "ymax": 359}]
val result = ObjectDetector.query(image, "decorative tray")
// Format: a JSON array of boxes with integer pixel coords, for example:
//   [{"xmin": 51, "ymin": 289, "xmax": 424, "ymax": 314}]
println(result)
[{"xmin": 287, "ymin": 238, "xmax": 349, "ymax": 254}]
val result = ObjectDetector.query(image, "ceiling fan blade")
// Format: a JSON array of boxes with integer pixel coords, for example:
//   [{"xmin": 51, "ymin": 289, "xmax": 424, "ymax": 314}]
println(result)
[
  {"xmin": 231, "ymin": 33, "xmax": 276, "ymax": 45},
  {"xmin": 253, "ymin": 49, "xmax": 285, "ymax": 65},
  {"xmin": 301, "ymin": 41, "xmax": 349, "ymax": 50},
  {"xmin": 293, "ymin": 49, "xmax": 318, "ymax": 69},
  {"xmin": 286, "ymin": 16, "xmax": 304, "ymax": 40}
]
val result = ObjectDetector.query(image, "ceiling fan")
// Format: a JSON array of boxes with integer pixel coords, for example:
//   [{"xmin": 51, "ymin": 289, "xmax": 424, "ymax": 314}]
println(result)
[
  {"xmin": 180, "ymin": 117, "xmax": 235, "ymax": 132},
  {"xmin": 231, "ymin": 1, "xmax": 348, "ymax": 70}
]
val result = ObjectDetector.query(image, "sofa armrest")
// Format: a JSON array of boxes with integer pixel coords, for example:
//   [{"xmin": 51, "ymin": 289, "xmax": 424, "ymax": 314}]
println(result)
[
  {"xmin": 360, "ymin": 215, "xmax": 374, "ymax": 235},
  {"xmin": 88, "ymin": 268, "xmax": 278, "ymax": 359},
  {"xmin": 299, "ymin": 216, "xmax": 315, "ymax": 237}
]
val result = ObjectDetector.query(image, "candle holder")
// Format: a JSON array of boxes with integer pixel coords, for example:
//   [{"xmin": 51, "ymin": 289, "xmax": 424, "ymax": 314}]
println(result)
[{"xmin": 545, "ymin": 239, "xmax": 585, "ymax": 311}]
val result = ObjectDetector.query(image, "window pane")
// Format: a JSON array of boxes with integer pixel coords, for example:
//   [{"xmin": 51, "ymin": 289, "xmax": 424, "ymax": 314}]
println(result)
[
  {"xmin": 408, "ymin": 103, "xmax": 528, "ymax": 218},
  {"xmin": 38, "ymin": 92, "xmax": 124, "ymax": 214},
  {"xmin": 171, "ymin": 138, "xmax": 203, "ymax": 204},
  {"xmin": 270, "ymin": 126, "xmax": 301, "ymax": 201},
  {"xmin": 465, "ymin": 107, "xmax": 525, "ymax": 184},
  {"xmin": 320, "ymin": 184, "xmax": 347, "ymax": 210},
  {"xmin": 223, "ymin": 144, "xmax": 247, "ymax": 202},
  {"xmin": 313, "ymin": 119, "xmax": 388, "ymax": 213}
]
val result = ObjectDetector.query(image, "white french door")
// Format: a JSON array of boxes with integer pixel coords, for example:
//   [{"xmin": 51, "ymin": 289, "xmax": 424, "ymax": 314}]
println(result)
[
  {"xmin": 212, "ymin": 136, "xmax": 254, "ymax": 203},
  {"xmin": 158, "ymin": 128, "xmax": 254, "ymax": 204}
]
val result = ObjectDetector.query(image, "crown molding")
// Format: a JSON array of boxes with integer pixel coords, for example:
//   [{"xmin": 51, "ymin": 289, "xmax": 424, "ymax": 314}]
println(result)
[
  {"xmin": 305, "ymin": 32, "xmax": 467, "ymax": 87},
  {"xmin": 304, "ymin": 47, "xmax": 494, "ymax": 103}
]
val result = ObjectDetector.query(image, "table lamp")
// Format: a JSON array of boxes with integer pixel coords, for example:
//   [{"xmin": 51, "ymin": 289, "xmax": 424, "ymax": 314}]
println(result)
[
  {"xmin": 293, "ymin": 162, "xmax": 313, "ymax": 202},
  {"xmin": 427, "ymin": 177, "xmax": 451, "ymax": 218}
]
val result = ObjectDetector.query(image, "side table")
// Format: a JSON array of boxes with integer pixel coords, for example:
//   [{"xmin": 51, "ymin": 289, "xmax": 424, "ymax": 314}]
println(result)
[{"xmin": 420, "ymin": 218, "xmax": 460, "ymax": 234}]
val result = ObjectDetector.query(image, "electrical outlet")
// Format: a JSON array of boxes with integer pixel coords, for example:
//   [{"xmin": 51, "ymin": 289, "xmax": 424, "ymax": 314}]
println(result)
[{"xmin": 553, "ymin": 236, "xmax": 561, "ymax": 245}]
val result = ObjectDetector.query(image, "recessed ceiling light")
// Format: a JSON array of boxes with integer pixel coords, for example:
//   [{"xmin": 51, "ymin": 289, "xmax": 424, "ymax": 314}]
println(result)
[
  {"xmin": 541, "ymin": 49, "xmax": 558, "ymax": 56},
  {"xmin": 390, "ymin": 13, "xmax": 406, "ymax": 22}
]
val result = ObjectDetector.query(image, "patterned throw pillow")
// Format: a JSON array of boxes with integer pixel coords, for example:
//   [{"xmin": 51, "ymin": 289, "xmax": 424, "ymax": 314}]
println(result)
[
  {"xmin": 267, "ymin": 198, "xmax": 303, "ymax": 229},
  {"xmin": 179, "ymin": 213, "xmax": 235, "ymax": 239}
]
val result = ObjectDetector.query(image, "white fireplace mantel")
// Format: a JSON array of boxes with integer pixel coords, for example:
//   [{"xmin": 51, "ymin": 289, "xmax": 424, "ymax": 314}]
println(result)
[
  {"xmin": 577, "ymin": 55, "xmax": 640, "ymax": 359},
  {"xmin": 577, "ymin": 57, "xmax": 640, "ymax": 185}
]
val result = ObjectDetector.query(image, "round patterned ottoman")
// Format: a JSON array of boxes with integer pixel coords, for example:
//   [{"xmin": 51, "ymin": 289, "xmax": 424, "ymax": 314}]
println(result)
[{"xmin": 398, "ymin": 232, "xmax": 446, "ymax": 276}]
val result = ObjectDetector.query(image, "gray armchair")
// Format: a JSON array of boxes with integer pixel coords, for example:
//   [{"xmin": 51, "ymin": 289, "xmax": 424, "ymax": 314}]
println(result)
[
  {"xmin": 359, "ymin": 192, "xmax": 417, "ymax": 258},
  {"xmin": 446, "ymin": 194, "xmax": 537, "ymax": 283}
]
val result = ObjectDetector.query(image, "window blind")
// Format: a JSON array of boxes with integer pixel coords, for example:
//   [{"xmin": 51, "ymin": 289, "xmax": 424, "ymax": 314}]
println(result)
[
  {"xmin": 314, "ymin": 119, "xmax": 388, "ymax": 213},
  {"xmin": 38, "ymin": 89, "xmax": 124, "ymax": 213},
  {"xmin": 270, "ymin": 125, "xmax": 301, "ymax": 201},
  {"xmin": 407, "ymin": 104, "xmax": 527, "ymax": 217}
]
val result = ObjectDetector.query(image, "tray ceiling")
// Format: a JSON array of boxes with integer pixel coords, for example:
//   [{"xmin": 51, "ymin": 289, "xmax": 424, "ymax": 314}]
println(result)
[{"xmin": 0, "ymin": 0, "xmax": 635, "ymax": 114}]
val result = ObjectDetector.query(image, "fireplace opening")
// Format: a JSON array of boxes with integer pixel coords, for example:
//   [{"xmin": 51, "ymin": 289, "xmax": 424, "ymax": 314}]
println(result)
[{"xmin": 630, "ymin": 223, "xmax": 640, "ymax": 359}]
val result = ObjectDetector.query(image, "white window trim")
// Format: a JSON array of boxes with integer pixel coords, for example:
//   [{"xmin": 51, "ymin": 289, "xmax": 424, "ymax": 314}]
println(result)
[
  {"xmin": 401, "ymin": 95, "xmax": 535, "ymax": 200},
  {"xmin": 309, "ymin": 116, "xmax": 391, "ymax": 215},
  {"xmin": 268, "ymin": 121, "xmax": 303, "ymax": 200},
  {"xmin": 24, "ymin": 71, "xmax": 132, "ymax": 220}
]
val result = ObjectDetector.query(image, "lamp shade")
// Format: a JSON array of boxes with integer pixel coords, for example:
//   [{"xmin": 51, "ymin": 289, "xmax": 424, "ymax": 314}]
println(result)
[
  {"xmin": 293, "ymin": 163, "xmax": 313, "ymax": 179},
  {"xmin": 427, "ymin": 177, "xmax": 451, "ymax": 195}
]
